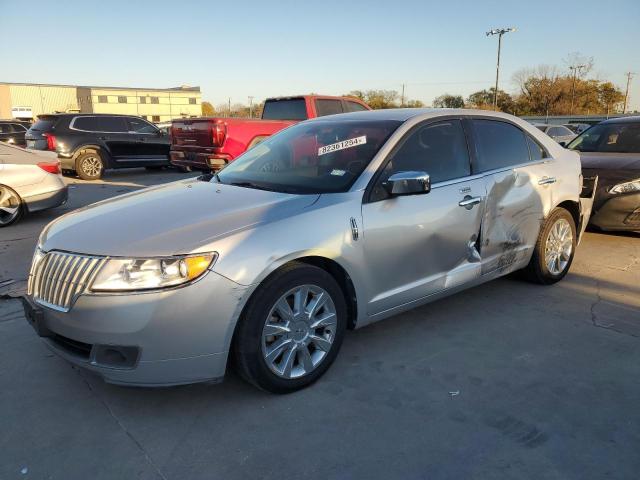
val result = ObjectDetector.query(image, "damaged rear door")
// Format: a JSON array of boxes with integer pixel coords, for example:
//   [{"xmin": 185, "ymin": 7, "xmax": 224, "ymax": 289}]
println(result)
[
  {"xmin": 468, "ymin": 119, "xmax": 553, "ymax": 275},
  {"xmin": 362, "ymin": 119, "xmax": 485, "ymax": 316}
]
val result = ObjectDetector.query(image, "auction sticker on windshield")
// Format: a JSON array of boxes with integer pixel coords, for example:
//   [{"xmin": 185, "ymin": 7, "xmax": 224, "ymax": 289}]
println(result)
[{"xmin": 318, "ymin": 136, "xmax": 367, "ymax": 156}]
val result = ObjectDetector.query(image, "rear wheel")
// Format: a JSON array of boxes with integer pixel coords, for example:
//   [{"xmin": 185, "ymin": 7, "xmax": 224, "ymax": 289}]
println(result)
[
  {"xmin": 233, "ymin": 263, "xmax": 347, "ymax": 393},
  {"xmin": 0, "ymin": 185, "xmax": 24, "ymax": 227},
  {"xmin": 75, "ymin": 150, "xmax": 104, "ymax": 181},
  {"xmin": 523, "ymin": 208, "xmax": 576, "ymax": 284}
]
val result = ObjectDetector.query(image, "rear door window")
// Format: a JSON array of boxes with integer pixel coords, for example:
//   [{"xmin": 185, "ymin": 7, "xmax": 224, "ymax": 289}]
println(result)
[
  {"xmin": 471, "ymin": 119, "xmax": 530, "ymax": 172},
  {"xmin": 315, "ymin": 99, "xmax": 343, "ymax": 117},
  {"xmin": 345, "ymin": 101, "xmax": 368, "ymax": 112},
  {"xmin": 261, "ymin": 99, "xmax": 308, "ymax": 120}
]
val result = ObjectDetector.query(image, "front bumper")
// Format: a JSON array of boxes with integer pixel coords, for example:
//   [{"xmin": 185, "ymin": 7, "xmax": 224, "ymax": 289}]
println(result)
[
  {"xmin": 590, "ymin": 192, "xmax": 640, "ymax": 231},
  {"xmin": 22, "ymin": 270, "xmax": 251, "ymax": 386}
]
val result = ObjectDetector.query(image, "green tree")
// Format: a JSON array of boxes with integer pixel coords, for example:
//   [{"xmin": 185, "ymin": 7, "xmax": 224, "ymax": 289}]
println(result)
[
  {"xmin": 433, "ymin": 94, "xmax": 464, "ymax": 108},
  {"xmin": 466, "ymin": 88, "xmax": 514, "ymax": 112},
  {"xmin": 598, "ymin": 82, "xmax": 624, "ymax": 116}
]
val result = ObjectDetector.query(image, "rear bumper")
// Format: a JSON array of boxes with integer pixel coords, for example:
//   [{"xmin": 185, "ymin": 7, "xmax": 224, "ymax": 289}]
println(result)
[
  {"xmin": 170, "ymin": 149, "xmax": 231, "ymax": 171},
  {"xmin": 24, "ymin": 186, "xmax": 68, "ymax": 213},
  {"xmin": 590, "ymin": 193, "xmax": 640, "ymax": 231}
]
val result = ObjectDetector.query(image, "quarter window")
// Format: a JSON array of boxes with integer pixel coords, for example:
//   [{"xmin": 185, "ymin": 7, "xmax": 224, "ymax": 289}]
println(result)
[
  {"xmin": 315, "ymin": 99, "xmax": 343, "ymax": 117},
  {"xmin": 471, "ymin": 119, "xmax": 530, "ymax": 172},
  {"xmin": 526, "ymin": 135, "xmax": 548, "ymax": 161},
  {"xmin": 97, "ymin": 95, "xmax": 108, "ymax": 103},
  {"xmin": 371, "ymin": 120, "xmax": 471, "ymax": 201},
  {"xmin": 117, "ymin": 96, "xmax": 127, "ymax": 104}
]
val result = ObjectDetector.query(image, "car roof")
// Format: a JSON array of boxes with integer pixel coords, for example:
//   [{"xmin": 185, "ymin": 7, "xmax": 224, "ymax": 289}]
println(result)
[
  {"xmin": 316, "ymin": 108, "xmax": 531, "ymax": 123},
  {"xmin": 36, "ymin": 113, "xmax": 138, "ymax": 119},
  {"xmin": 600, "ymin": 115, "xmax": 640, "ymax": 125}
]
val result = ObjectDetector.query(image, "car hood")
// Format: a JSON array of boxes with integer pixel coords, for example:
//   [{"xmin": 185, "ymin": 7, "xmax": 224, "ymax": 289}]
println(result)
[
  {"xmin": 40, "ymin": 178, "xmax": 319, "ymax": 257},
  {"xmin": 578, "ymin": 151, "xmax": 640, "ymax": 170}
]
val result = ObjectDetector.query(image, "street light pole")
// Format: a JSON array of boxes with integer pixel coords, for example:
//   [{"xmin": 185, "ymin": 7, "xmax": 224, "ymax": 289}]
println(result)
[
  {"xmin": 248, "ymin": 96, "xmax": 254, "ymax": 118},
  {"xmin": 486, "ymin": 27, "xmax": 516, "ymax": 111},
  {"xmin": 569, "ymin": 64, "xmax": 586, "ymax": 116},
  {"xmin": 623, "ymin": 72, "xmax": 635, "ymax": 114}
]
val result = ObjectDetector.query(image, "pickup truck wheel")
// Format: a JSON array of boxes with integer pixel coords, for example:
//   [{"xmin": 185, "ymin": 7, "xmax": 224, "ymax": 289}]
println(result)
[
  {"xmin": 233, "ymin": 263, "xmax": 347, "ymax": 393},
  {"xmin": 0, "ymin": 185, "xmax": 24, "ymax": 227},
  {"xmin": 523, "ymin": 208, "xmax": 576, "ymax": 285},
  {"xmin": 75, "ymin": 151, "xmax": 104, "ymax": 181}
]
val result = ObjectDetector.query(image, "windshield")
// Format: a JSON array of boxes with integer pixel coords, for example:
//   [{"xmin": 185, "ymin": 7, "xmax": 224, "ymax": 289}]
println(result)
[
  {"xmin": 30, "ymin": 117, "xmax": 57, "ymax": 131},
  {"xmin": 216, "ymin": 119, "xmax": 401, "ymax": 194},
  {"xmin": 567, "ymin": 122, "xmax": 640, "ymax": 153}
]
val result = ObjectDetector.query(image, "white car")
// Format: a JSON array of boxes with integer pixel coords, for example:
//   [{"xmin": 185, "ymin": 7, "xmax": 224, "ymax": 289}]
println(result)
[
  {"xmin": 534, "ymin": 124, "xmax": 577, "ymax": 145},
  {"xmin": 0, "ymin": 143, "xmax": 68, "ymax": 227}
]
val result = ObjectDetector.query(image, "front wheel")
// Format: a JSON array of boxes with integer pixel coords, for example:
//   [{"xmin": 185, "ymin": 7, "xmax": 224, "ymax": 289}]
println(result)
[
  {"xmin": 0, "ymin": 185, "xmax": 24, "ymax": 227},
  {"xmin": 233, "ymin": 263, "xmax": 347, "ymax": 393},
  {"xmin": 523, "ymin": 208, "xmax": 576, "ymax": 284}
]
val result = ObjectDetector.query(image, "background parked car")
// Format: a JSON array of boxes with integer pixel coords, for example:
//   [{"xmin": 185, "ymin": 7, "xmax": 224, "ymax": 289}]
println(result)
[
  {"xmin": 170, "ymin": 95, "xmax": 371, "ymax": 172},
  {"xmin": 25, "ymin": 114, "xmax": 171, "ymax": 180},
  {"xmin": 0, "ymin": 142, "xmax": 67, "ymax": 227},
  {"xmin": 534, "ymin": 124, "xmax": 577, "ymax": 145},
  {"xmin": 564, "ymin": 123, "xmax": 592, "ymax": 135},
  {"xmin": 0, "ymin": 120, "xmax": 30, "ymax": 146},
  {"xmin": 567, "ymin": 116, "xmax": 640, "ymax": 231}
]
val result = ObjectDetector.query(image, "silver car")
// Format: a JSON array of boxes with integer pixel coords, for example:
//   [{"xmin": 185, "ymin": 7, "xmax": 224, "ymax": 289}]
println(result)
[
  {"xmin": 0, "ymin": 143, "xmax": 68, "ymax": 227},
  {"xmin": 534, "ymin": 124, "xmax": 577, "ymax": 145},
  {"xmin": 23, "ymin": 109, "xmax": 594, "ymax": 393}
]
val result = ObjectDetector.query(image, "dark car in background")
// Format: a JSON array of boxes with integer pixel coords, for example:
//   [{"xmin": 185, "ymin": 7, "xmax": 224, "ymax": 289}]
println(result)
[
  {"xmin": 568, "ymin": 116, "xmax": 640, "ymax": 231},
  {"xmin": 25, "ymin": 114, "xmax": 170, "ymax": 180},
  {"xmin": 0, "ymin": 120, "xmax": 30, "ymax": 146}
]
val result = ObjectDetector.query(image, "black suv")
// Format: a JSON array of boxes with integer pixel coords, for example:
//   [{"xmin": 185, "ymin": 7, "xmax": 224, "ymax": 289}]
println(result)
[
  {"xmin": 0, "ymin": 120, "xmax": 30, "ymax": 146},
  {"xmin": 25, "ymin": 114, "xmax": 170, "ymax": 180}
]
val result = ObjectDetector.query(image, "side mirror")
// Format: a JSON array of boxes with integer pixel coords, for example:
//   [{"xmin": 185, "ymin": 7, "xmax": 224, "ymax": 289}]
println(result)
[
  {"xmin": 557, "ymin": 141, "xmax": 567, "ymax": 147},
  {"xmin": 382, "ymin": 171, "xmax": 431, "ymax": 196}
]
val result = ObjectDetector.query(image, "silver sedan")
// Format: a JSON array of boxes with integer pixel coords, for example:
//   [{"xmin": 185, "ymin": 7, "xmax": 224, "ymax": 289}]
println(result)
[
  {"xmin": 0, "ymin": 143, "xmax": 68, "ymax": 227},
  {"xmin": 23, "ymin": 109, "xmax": 593, "ymax": 392}
]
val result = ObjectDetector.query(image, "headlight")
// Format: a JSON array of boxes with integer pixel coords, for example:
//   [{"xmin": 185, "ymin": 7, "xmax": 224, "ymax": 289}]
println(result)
[
  {"xmin": 609, "ymin": 179, "xmax": 640, "ymax": 194},
  {"xmin": 90, "ymin": 253, "xmax": 217, "ymax": 292}
]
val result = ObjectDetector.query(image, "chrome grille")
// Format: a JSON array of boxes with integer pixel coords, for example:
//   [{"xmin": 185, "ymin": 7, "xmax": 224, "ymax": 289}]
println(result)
[{"xmin": 28, "ymin": 251, "xmax": 106, "ymax": 311}]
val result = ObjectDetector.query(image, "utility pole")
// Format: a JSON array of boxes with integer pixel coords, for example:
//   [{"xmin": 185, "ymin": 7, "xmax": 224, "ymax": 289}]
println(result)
[
  {"xmin": 486, "ymin": 27, "xmax": 516, "ymax": 110},
  {"xmin": 248, "ymin": 96, "xmax": 254, "ymax": 118},
  {"xmin": 569, "ymin": 64, "xmax": 586, "ymax": 116},
  {"xmin": 400, "ymin": 84, "xmax": 405, "ymax": 107},
  {"xmin": 623, "ymin": 72, "xmax": 635, "ymax": 114}
]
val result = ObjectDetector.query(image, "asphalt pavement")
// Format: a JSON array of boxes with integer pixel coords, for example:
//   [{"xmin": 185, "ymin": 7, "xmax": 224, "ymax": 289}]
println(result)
[{"xmin": 1, "ymin": 168, "xmax": 639, "ymax": 479}]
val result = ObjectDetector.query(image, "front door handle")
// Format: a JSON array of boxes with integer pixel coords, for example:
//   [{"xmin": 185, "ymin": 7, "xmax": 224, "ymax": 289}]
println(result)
[
  {"xmin": 538, "ymin": 176, "xmax": 557, "ymax": 185},
  {"xmin": 459, "ymin": 195, "xmax": 482, "ymax": 209}
]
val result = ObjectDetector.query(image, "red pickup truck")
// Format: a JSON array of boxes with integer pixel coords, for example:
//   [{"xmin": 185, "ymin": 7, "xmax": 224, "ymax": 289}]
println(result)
[{"xmin": 170, "ymin": 95, "xmax": 370, "ymax": 172}]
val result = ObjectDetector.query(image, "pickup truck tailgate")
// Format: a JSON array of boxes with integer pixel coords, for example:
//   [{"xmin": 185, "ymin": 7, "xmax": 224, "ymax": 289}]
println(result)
[{"xmin": 172, "ymin": 119, "xmax": 215, "ymax": 147}]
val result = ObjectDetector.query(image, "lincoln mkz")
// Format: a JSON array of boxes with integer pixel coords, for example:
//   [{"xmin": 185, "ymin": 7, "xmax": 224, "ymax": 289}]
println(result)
[{"xmin": 23, "ymin": 109, "xmax": 595, "ymax": 393}]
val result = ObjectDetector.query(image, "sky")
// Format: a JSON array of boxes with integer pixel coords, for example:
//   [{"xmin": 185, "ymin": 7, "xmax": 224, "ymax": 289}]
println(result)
[{"xmin": 1, "ymin": 0, "xmax": 639, "ymax": 110}]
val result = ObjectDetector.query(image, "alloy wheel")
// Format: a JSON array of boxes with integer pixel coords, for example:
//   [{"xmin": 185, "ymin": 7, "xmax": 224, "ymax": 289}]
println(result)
[
  {"xmin": 81, "ymin": 156, "xmax": 102, "ymax": 177},
  {"xmin": 544, "ymin": 218, "xmax": 573, "ymax": 275},
  {"xmin": 261, "ymin": 284, "xmax": 337, "ymax": 379},
  {"xmin": 0, "ymin": 186, "xmax": 21, "ymax": 226}
]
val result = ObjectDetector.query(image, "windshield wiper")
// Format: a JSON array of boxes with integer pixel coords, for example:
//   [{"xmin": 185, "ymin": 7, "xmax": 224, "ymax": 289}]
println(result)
[{"xmin": 228, "ymin": 181, "xmax": 279, "ymax": 192}]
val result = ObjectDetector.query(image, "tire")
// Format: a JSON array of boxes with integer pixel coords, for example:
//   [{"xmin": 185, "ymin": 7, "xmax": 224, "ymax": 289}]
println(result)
[
  {"xmin": 523, "ymin": 207, "xmax": 576, "ymax": 285},
  {"xmin": 177, "ymin": 165, "xmax": 192, "ymax": 173},
  {"xmin": 0, "ymin": 184, "xmax": 24, "ymax": 227},
  {"xmin": 75, "ymin": 150, "xmax": 104, "ymax": 180},
  {"xmin": 233, "ymin": 262, "xmax": 347, "ymax": 393}
]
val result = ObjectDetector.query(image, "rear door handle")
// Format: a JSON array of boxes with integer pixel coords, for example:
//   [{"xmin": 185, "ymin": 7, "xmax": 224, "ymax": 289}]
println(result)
[
  {"xmin": 458, "ymin": 196, "xmax": 482, "ymax": 208},
  {"xmin": 538, "ymin": 176, "xmax": 557, "ymax": 185}
]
